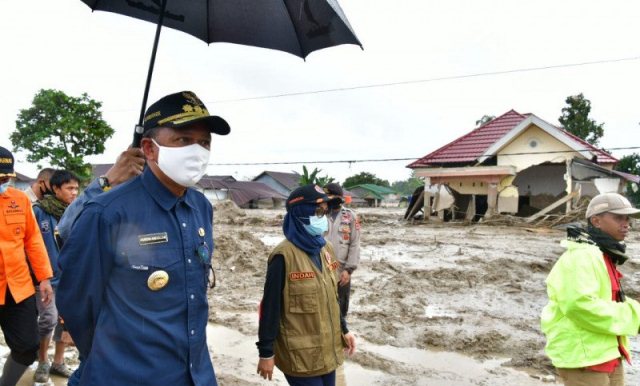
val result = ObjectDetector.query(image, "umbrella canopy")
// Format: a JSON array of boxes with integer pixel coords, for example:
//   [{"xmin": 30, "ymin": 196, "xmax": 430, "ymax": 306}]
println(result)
[
  {"xmin": 81, "ymin": 0, "xmax": 362, "ymax": 59},
  {"xmin": 81, "ymin": 0, "xmax": 361, "ymax": 146}
]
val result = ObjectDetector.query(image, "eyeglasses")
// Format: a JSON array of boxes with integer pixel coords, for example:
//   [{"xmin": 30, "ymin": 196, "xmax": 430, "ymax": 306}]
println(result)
[{"xmin": 196, "ymin": 241, "xmax": 216, "ymax": 289}]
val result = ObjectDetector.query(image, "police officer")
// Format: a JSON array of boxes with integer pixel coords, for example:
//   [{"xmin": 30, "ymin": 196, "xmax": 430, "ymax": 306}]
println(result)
[
  {"xmin": 56, "ymin": 91, "xmax": 230, "ymax": 386},
  {"xmin": 0, "ymin": 146, "xmax": 53, "ymax": 386},
  {"xmin": 323, "ymin": 183, "xmax": 361, "ymax": 317}
]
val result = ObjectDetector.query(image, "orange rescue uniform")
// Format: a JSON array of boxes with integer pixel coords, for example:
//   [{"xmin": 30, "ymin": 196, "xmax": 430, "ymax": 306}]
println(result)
[{"xmin": 0, "ymin": 187, "xmax": 52, "ymax": 304}]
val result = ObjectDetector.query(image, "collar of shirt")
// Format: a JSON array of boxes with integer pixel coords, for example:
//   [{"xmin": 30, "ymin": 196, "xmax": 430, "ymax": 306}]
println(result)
[{"xmin": 140, "ymin": 168, "xmax": 198, "ymax": 211}]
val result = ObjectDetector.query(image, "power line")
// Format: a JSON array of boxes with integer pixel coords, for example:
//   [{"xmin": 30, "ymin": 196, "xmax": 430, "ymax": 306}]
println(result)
[
  {"xmin": 210, "ymin": 146, "xmax": 640, "ymax": 166},
  {"xmin": 208, "ymin": 55, "xmax": 640, "ymax": 104}
]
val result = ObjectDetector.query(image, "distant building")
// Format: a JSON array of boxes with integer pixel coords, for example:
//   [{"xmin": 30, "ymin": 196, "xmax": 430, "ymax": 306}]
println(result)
[
  {"xmin": 252, "ymin": 171, "xmax": 300, "ymax": 197},
  {"xmin": 14, "ymin": 171, "xmax": 34, "ymax": 191},
  {"xmin": 91, "ymin": 164, "xmax": 112, "ymax": 180},
  {"xmin": 346, "ymin": 184, "xmax": 397, "ymax": 207},
  {"xmin": 197, "ymin": 175, "xmax": 286, "ymax": 208},
  {"xmin": 407, "ymin": 109, "xmax": 639, "ymax": 220}
]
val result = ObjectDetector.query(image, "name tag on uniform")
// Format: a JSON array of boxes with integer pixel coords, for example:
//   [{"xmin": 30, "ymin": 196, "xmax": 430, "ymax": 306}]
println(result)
[
  {"xmin": 138, "ymin": 232, "xmax": 169, "ymax": 246},
  {"xmin": 290, "ymin": 271, "xmax": 316, "ymax": 280}
]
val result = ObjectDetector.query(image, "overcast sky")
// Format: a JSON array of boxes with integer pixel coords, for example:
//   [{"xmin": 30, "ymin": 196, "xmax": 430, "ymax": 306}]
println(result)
[{"xmin": 1, "ymin": 0, "xmax": 639, "ymax": 183}]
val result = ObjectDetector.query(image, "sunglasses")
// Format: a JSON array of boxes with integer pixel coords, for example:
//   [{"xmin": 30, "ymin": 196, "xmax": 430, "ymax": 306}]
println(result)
[{"xmin": 196, "ymin": 241, "xmax": 216, "ymax": 289}]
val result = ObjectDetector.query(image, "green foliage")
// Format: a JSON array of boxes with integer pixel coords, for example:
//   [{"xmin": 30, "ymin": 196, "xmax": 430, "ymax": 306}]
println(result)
[
  {"xmin": 614, "ymin": 153, "xmax": 640, "ymax": 205},
  {"xmin": 297, "ymin": 165, "xmax": 334, "ymax": 186},
  {"xmin": 11, "ymin": 89, "xmax": 114, "ymax": 180},
  {"xmin": 558, "ymin": 93, "xmax": 604, "ymax": 145},
  {"xmin": 391, "ymin": 171, "xmax": 424, "ymax": 195},
  {"xmin": 475, "ymin": 115, "xmax": 495, "ymax": 127},
  {"xmin": 343, "ymin": 172, "xmax": 390, "ymax": 189}
]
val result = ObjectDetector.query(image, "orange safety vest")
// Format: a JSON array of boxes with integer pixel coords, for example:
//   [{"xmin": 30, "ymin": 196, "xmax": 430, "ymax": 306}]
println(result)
[{"xmin": 0, "ymin": 187, "xmax": 52, "ymax": 304}]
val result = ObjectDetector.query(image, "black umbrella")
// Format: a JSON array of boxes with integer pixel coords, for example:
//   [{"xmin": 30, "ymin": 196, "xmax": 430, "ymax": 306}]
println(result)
[{"xmin": 80, "ymin": 0, "xmax": 362, "ymax": 146}]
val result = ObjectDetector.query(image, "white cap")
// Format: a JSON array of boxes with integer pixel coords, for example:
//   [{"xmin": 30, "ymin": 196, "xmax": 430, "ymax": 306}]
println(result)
[{"xmin": 585, "ymin": 192, "xmax": 640, "ymax": 219}]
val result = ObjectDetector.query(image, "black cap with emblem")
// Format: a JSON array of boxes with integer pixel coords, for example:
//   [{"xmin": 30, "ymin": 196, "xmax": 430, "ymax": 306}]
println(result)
[
  {"xmin": 0, "ymin": 146, "xmax": 16, "ymax": 178},
  {"xmin": 142, "ymin": 91, "xmax": 230, "ymax": 135},
  {"xmin": 286, "ymin": 185, "xmax": 329, "ymax": 211}
]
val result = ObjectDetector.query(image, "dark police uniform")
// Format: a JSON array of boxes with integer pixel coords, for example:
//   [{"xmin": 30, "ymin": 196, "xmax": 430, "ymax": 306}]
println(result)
[{"xmin": 56, "ymin": 167, "xmax": 216, "ymax": 386}]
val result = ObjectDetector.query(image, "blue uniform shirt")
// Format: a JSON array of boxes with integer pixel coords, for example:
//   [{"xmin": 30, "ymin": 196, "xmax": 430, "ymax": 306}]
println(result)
[
  {"xmin": 56, "ymin": 168, "xmax": 217, "ymax": 386},
  {"xmin": 57, "ymin": 178, "xmax": 102, "ymax": 241},
  {"xmin": 33, "ymin": 206, "xmax": 61, "ymax": 287}
]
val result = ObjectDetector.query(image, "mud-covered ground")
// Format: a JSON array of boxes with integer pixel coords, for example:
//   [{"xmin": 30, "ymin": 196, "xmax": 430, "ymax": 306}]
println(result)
[
  {"xmin": 4, "ymin": 203, "xmax": 640, "ymax": 385},
  {"xmin": 208, "ymin": 203, "xmax": 640, "ymax": 385}
]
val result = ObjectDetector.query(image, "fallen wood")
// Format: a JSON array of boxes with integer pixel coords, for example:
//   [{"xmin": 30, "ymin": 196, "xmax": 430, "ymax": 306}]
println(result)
[{"xmin": 525, "ymin": 191, "xmax": 579, "ymax": 223}]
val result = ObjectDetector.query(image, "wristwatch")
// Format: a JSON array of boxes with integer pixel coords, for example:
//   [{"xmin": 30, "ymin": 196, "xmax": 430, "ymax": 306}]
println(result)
[{"xmin": 98, "ymin": 175, "xmax": 111, "ymax": 192}]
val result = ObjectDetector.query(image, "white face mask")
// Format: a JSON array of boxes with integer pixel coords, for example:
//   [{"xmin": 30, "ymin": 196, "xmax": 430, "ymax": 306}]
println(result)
[{"xmin": 152, "ymin": 139, "xmax": 210, "ymax": 187}]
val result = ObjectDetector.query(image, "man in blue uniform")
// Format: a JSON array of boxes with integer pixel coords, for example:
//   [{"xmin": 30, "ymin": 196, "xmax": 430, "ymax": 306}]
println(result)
[
  {"xmin": 33, "ymin": 169, "xmax": 79, "ymax": 382},
  {"xmin": 56, "ymin": 91, "xmax": 230, "ymax": 386}
]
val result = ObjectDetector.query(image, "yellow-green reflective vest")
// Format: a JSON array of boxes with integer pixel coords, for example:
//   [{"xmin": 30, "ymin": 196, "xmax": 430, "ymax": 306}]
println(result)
[{"xmin": 541, "ymin": 240, "xmax": 640, "ymax": 368}]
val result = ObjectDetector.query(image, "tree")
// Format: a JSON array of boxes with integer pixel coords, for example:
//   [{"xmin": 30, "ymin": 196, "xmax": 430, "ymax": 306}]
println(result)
[
  {"xmin": 343, "ymin": 172, "xmax": 390, "ymax": 189},
  {"xmin": 391, "ymin": 171, "xmax": 423, "ymax": 195},
  {"xmin": 297, "ymin": 165, "xmax": 334, "ymax": 186},
  {"xmin": 475, "ymin": 115, "xmax": 495, "ymax": 127},
  {"xmin": 558, "ymin": 93, "xmax": 604, "ymax": 145},
  {"xmin": 615, "ymin": 153, "xmax": 640, "ymax": 205},
  {"xmin": 11, "ymin": 89, "xmax": 114, "ymax": 180}
]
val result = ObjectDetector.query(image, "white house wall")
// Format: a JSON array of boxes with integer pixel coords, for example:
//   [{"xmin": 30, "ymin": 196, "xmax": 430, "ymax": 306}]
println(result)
[
  {"xmin": 446, "ymin": 179, "xmax": 489, "ymax": 195},
  {"xmin": 497, "ymin": 125, "xmax": 578, "ymax": 172}
]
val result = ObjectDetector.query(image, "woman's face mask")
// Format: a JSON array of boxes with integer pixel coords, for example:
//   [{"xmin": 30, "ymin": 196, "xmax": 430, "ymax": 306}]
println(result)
[
  {"xmin": 303, "ymin": 214, "xmax": 328, "ymax": 236},
  {"xmin": 152, "ymin": 139, "xmax": 210, "ymax": 187}
]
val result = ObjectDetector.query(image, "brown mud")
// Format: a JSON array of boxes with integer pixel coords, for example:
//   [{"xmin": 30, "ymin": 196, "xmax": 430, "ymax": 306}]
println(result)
[{"xmin": 5, "ymin": 204, "xmax": 640, "ymax": 385}]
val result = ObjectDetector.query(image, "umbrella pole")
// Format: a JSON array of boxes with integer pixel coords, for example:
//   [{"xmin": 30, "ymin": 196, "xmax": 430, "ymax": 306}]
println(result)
[{"xmin": 133, "ymin": 0, "xmax": 168, "ymax": 147}]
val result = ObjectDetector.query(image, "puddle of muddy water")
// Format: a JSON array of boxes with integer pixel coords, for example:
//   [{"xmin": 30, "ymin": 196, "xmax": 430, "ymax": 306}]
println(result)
[{"xmin": 207, "ymin": 322, "xmax": 561, "ymax": 386}]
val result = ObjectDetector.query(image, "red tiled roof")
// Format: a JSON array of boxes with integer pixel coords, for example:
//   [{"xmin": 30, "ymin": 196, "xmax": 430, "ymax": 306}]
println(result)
[
  {"xmin": 559, "ymin": 129, "xmax": 617, "ymax": 164},
  {"xmin": 408, "ymin": 109, "xmax": 617, "ymax": 168},
  {"xmin": 408, "ymin": 110, "xmax": 527, "ymax": 167}
]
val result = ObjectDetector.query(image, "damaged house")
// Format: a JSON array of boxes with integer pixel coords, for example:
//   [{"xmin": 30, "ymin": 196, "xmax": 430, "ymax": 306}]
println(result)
[{"xmin": 407, "ymin": 110, "xmax": 638, "ymax": 221}]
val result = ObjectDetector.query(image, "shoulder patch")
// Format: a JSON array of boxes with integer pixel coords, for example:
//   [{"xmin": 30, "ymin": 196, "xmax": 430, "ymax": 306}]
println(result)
[{"xmin": 40, "ymin": 220, "xmax": 51, "ymax": 233}]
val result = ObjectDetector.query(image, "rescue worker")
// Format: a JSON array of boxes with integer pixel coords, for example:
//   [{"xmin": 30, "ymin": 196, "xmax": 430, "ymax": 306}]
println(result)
[
  {"xmin": 56, "ymin": 91, "xmax": 230, "ymax": 386},
  {"xmin": 541, "ymin": 192, "xmax": 640, "ymax": 386},
  {"xmin": 256, "ymin": 185, "xmax": 356, "ymax": 385},
  {"xmin": 323, "ymin": 183, "xmax": 360, "ymax": 317},
  {"xmin": 23, "ymin": 168, "xmax": 54, "ymax": 203},
  {"xmin": 32, "ymin": 169, "xmax": 79, "ymax": 382},
  {"xmin": 0, "ymin": 146, "xmax": 53, "ymax": 386}
]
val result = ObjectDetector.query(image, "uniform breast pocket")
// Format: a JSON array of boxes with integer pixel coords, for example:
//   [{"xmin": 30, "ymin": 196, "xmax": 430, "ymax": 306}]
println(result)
[
  {"xmin": 289, "ymin": 281, "xmax": 318, "ymax": 314},
  {"xmin": 117, "ymin": 247, "xmax": 182, "ymax": 302},
  {"xmin": 126, "ymin": 247, "xmax": 181, "ymax": 270},
  {"xmin": 5, "ymin": 214, "xmax": 25, "ymax": 237}
]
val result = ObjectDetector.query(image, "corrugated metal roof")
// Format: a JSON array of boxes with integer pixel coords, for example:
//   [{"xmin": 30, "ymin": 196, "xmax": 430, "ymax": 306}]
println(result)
[
  {"xmin": 252, "ymin": 171, "xmax": 300, "ymax": 191},
  {"xmin": 14, "ymin": 172, "xmax": 34, "ymax": 182},
  {"xmin": 407, "ymin": 109, "xmax": 617, "ymax": 168},
  {"xmin": 347, "ymin": 184, "xmax": 396, "ymax": 200},
  {"xmin": 198, "ymin": 178, "xmax": 286, "ymax": 207}
]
